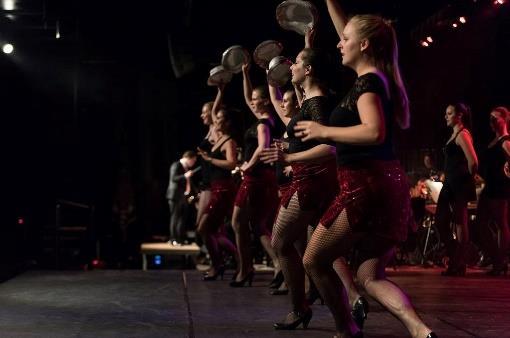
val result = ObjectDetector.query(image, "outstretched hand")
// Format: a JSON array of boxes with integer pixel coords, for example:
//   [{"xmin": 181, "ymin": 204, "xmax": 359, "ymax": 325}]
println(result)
[{"xmin": 294, "ymin": 121, "xmax": 327, "ymax": 142}]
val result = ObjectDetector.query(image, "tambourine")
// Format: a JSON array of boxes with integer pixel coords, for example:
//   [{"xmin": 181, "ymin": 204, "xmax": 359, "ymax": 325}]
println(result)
[
  {"xmin": 267, "ymin": 56, "xmax": 293, "ymax": 87},
  {"xmin": 276, "ymin": 0, "xmax": 318, "ymax": 36},
  {"xmin": 253, "ymin": 40, "xmax": 284, "ymax": 69},
  {"xmin": 207, "ymin": 65, "xmax": 233, "ymax": 86},
  {"xmin": 221, "ymin": 45, "xmax": 250, "ymax": 74}
]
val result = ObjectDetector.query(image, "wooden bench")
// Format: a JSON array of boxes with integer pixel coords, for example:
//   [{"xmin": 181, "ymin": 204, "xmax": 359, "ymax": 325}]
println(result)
[{"xmin": 140, "ymin": 242, "xmax": 201, "ymax": 271}]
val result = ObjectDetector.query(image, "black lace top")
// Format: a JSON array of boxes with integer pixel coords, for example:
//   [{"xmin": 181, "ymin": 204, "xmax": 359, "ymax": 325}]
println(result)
[
  {"xmin": 330, "ymin": 73, "xmax": 395, "ymax": 165},
  {"xmin": 286, "ymin": 96, "xmax": 334, "ymax": 154},
  {"xmin": 481, "ymin": 135, "xmax": 510, "ymax": 198}
]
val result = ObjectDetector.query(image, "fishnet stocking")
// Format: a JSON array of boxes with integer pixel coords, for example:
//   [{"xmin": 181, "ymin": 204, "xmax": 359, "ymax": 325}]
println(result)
[
  {"xmin": 271, "ymin": 193, "xmax": 316, "ymax": 311},
  {"xmin": 304, "ymin": 209, "xmax": 431, "ymax": 337},
  {"xmin": 303, "ymin": 210, "xmax": 357, "ymax": 333}
]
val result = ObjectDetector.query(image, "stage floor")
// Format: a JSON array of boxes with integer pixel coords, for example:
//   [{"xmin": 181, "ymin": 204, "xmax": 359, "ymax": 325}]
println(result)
[{"xmin": 0, "ymin": 267, "xmax": 508, "ymax": 337}]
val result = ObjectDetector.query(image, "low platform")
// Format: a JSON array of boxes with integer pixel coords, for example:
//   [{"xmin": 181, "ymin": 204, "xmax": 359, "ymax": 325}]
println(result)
[
  {"xmin": 140, "ymin": 242, "xmax": 201, "ymax": 270},
  {"xmin": 0, "ymin": 267, "xmax": 509, "ymax": 337}
]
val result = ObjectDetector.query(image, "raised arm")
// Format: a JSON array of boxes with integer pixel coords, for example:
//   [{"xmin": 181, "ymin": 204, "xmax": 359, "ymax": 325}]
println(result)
[
  {"xmin": 211, "ymin": 83, "xmax": 225, "ymax": 125},
  {"xmin": 242, "ymin": 63, "xmax": 257, "ymax": 117},
  {"xmin": 268, "ymin": 80, "xmax": 291, "ymax": 126},
  {"xmin": 324, "ymin": 0, "xmax": 348, "ymax": 38},
  {"xmin": 294, "ymin": 83, "xmax": 305, "ymax": 108}
]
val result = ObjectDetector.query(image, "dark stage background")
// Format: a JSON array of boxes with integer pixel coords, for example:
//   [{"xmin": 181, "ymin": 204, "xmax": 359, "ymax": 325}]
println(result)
[{"xmin": 1, "ymin": 0, "xmax": 509, "ymax": 275}]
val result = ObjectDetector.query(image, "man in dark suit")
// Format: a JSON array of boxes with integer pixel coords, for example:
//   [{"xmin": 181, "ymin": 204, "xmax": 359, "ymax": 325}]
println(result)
[{"xmin": 166, "ymin": 150, "xmax": 197, "ymax": 245}]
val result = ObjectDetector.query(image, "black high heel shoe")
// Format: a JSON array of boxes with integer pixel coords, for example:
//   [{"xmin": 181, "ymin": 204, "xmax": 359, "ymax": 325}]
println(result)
[
  {"xmin": 268, "ymin": 270, "xmax": 284, "ymax": 289},
  {"xmin": 351, "ymin": 296, "xmax": 369, "ymax": 329},
  {"xmin": 273, "ymin": 308, "xmax": 312, "ymax": 330},
  {"xmin": 426, "ymin": 332, "xmax": 438, "ymax": 338},
  {"xmin": 202, "ymin": 266, "xmax": 225, "ymax": 281},
  {"xmin": 229, "ymin": 270, "xmax": 254, "ymax": 287}
]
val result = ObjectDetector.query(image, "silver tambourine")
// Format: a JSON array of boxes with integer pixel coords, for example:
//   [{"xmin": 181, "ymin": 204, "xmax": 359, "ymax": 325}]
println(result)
[
  {"xmin": 207, "ymin": 65, "xmax": 232, "ymax": 86},
  {"xmin": 276, "ymin": 0, "xmax": 318, "ymax": 36},
  {"xmin": 253, "ymin": 40, "xmax": 284, "ymax": 69},
  {"xmin": 267, "ymin": 56, "xmax": 292, "ymax": 87},
  {"xmin": 221, "ymin": 45, "xmax": 250, "ymax": 74}
]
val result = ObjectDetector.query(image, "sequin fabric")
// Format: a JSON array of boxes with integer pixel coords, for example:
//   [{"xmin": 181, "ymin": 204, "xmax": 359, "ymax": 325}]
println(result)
[
  {"xmin": 320, "ymin": 160, "xmax": 413, "ymax": 242},
  {"xmin": 234, "ymin": 168, "xmax": 279, "ymax": 237},
  {"xmin": 280, "ymin": 158, "xmax": 338, "ymax": 213},
  {"xmin": 206, "ymin": 178, "xmax": 237, "ymax": 230}
]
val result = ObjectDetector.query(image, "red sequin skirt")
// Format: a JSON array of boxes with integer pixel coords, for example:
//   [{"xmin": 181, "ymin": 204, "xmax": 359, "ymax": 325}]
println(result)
[
  {"xmin": 280, "ymin": 158, "xmax": 338, "ymax": 214},
  {"xmin": 206, "ymin": 178, "xmax": 236, "ymax": 230},
  {"xmin": 320, "ymin": 160, "xmax": 412, "ymax": 243},
  {"xmin": 234, "ymin": 168, "xmax": 279, "ymax": 237}
]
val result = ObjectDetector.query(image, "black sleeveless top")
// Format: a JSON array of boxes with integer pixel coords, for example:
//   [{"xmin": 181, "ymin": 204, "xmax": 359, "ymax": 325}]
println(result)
[
  {"xmin": 198, "ymin": 137, "xmax": 213, "ymax": 189},
  {"xmin": 482, "ymin": 135, "xmax": 510, "ymax": 198},
  {"xmin": 209, "ymin": 137, "xmax": 232, "ymax": 181},
  {"xmin": 243, "ymin": 118, "xmax": 275, "ymax": 175},
  {"xmin": 330, "ymin": 73, "xmax": 395, "ymax": 165},
  {"xmin": 287, "ymin": 96, "xmax": 334, "ymax": 154},
  {"xmin": 443, "ymin": 128, "xmax": 477, "ymax": 201}
]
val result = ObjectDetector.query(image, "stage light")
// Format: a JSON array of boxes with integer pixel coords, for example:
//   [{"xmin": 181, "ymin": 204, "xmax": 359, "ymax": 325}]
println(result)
[
  {"xmin": 17, "ymin": 217, "xmax": 24, "ymax": 225},
  {"xmin": 2, "ymin": 43, "xmax": 14, "ymax": 54},
  {"xmin": 154, "ymin": 255, "xmax": 162, "ymax": 265},
  {"xmin": 56, "ymin": 20, "xmax": 61, "ymax": 39},
  {"xmin": 426, "ymin": 36, "xmax": 434, "ymax": 43},
  {"xmin": 452, "ymin": 23, "xmax": 458, "ymax": 28},
  {"xmin": 494, "ymin": 0, "xmax": 505, "ymax": 5},
  {"xmin": 459, "ymin": 16, "xmax": 467, "ymax": 24},
  {"xmin": 2, "ymin": 0, "xmax": 16, "ymax": 11},
  {"xmin": 420, "ymin": 41, "xmax": 430, "ymax": 47}
]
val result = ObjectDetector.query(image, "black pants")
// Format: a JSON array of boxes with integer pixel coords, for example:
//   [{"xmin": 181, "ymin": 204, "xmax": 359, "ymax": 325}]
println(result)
[{"xmin": 169, "ymin": 198, "xmax": 189, "ymax": 242}]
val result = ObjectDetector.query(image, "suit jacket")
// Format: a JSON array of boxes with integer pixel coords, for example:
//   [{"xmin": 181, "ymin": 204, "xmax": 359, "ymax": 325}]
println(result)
[{"xmin": 166, "ymin": 160, "xmax": 187, "ymax": 202}]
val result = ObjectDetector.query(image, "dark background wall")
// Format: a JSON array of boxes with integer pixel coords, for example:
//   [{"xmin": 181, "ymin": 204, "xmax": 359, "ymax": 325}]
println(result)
[{"xmin": 1, "ymin": 0, "xmax": 508, "ymax": 273}]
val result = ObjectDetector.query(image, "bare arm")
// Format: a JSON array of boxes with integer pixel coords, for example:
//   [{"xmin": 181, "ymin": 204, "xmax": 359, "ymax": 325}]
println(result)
[
  {"xmin": 502, "ymin": 140, "xmax": 510, "ymax": 158},
  {"xmin": 294, "ymin": 83, "xmax": 304, "ymax": 108},
  {"xmin": 456, "ymin": 130, "xmax": 478, "ymax": 175},
  {"xmin": 198, "ymin": 140, "xmax": 238, "ymax": 170},
  {"xmin": 260, "ymin": 144, "xmax": 335, "ymax": 164},
  {"xmin": 324, "ymin": 0, "xmax": 348, "ymax": 38},
  {"xmin": 295, "ymin": 92, "xmax": 386, "ymax": 144},
  {"xmin": 242, "ymin": 64, "xmax": 257, "ymax": 117},
  {"xmin": 286, "ymin": 144, "xmax": 336, "ymax": 163},
  {"xmin": 211, "ymin": 83, "xmax": 225, "ymax": 125},
  {"xmin": 241, "ymin": 123, "xmax": 271, "ymax": 172},
  {"xmin": 268, "ymin": 82, "xmax": 291, "ymax": 126}
]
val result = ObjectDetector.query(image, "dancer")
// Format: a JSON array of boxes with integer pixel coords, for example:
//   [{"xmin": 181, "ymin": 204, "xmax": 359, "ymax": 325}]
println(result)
[
  {"xmin": 229, "ymin": 66, "xmax": 281, "ymax": 287},
  {"xmin": 436, "ymin": 103, "xmax": 478, "ymax": 276},
  {"xmin": 197, "ymin": 105, "xmax": 238, "ymax": 281},
  {"xmin": 260, "ymin": 46, "xmax": 339, "ymax": 329},
  {"xmin": 477, "ymin": 106, "xmax": 510, "ymax": 275},
  {"xmin": 293, "ymin": 2, "xmax": 437, "ymax": 337},
  {"xmin": 195, "ymin": 102, "xmax": 218, "ymax": 232}
]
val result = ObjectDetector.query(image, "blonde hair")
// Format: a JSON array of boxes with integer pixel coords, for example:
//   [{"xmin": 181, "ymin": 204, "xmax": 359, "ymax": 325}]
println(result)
[{"xmin": 350, "ymin": 15, "xmax": 410, "ymax": 129}]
